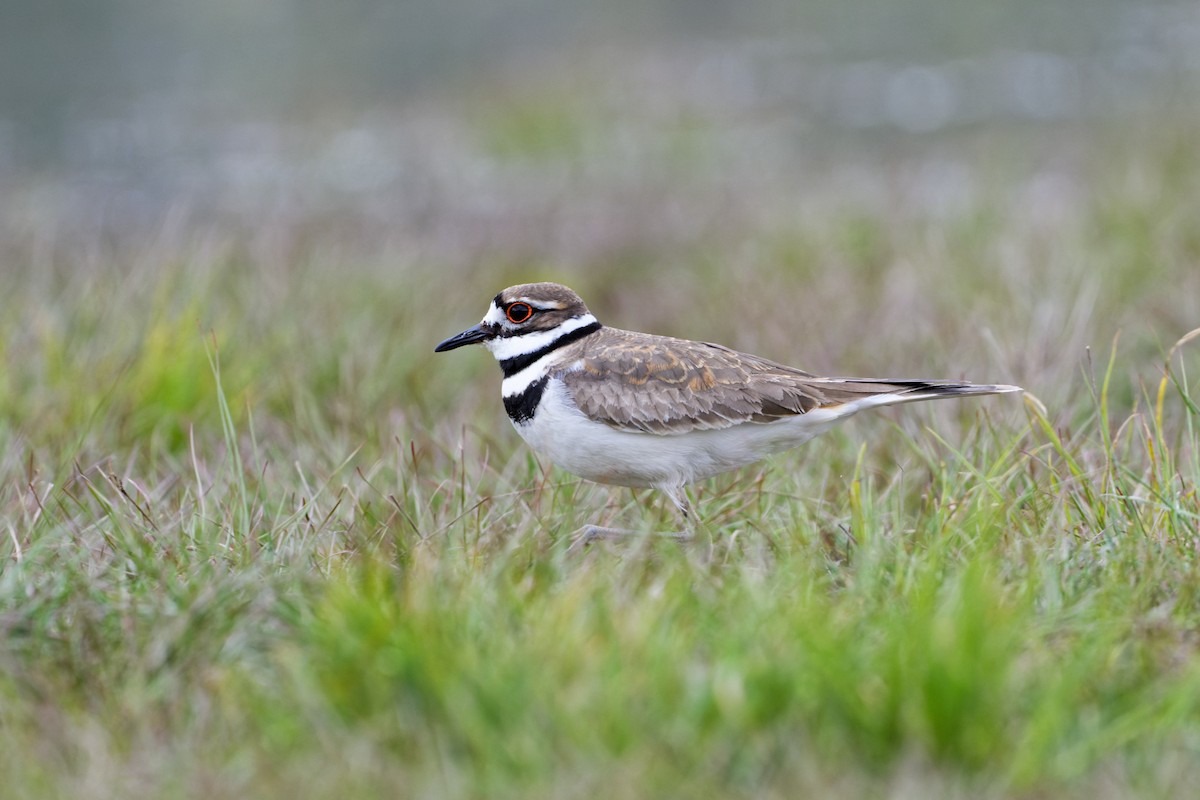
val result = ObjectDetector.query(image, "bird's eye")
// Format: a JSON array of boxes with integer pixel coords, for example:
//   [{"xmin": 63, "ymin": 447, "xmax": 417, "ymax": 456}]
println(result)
[{"xmin": 506, "ymin": 303, "xmax": 534, "ymax": 323}]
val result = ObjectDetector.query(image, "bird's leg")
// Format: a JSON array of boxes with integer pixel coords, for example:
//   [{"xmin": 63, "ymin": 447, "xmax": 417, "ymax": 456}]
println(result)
[
  {"xmin": 567, "ymin": 485, "xmax": 694, "ymax": 552},
  {"xmin": 660, "ymin": 484, "xmax": 695, "ymax": 542}
]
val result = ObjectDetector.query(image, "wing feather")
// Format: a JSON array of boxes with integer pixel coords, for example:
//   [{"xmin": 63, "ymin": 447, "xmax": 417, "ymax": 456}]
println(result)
[
  {"xmin": 559, "ymin": 330, "xmax": 825, "ymax": 434},
  {"xmin": 558, "ymin": 328, "xmax": 1016, "ymax": 434}
]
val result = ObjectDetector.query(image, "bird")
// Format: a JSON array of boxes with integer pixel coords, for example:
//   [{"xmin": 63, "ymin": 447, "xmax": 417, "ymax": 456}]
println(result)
[{"xmin": 434, "ymin": 282, "xmax": 1021, "ymax": 544}]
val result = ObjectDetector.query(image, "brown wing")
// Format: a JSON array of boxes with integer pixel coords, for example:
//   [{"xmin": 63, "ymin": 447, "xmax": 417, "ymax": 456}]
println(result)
[
  {"xmin": 558, "ymin": 328, "xmax": 1015, "ymax": 434},
  {"xmin": 557, "ymin": 329, "xmax": 829, "ymax": 434}
]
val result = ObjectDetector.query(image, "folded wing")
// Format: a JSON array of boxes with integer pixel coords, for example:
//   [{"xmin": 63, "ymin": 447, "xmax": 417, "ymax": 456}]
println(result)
[{"xmin": 559, "ymin": 329, "xmax": 1019, "ymax": 435}]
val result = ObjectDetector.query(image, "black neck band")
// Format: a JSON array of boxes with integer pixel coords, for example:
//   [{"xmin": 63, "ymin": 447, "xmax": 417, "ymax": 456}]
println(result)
[
  {"xmin": 499, "ymin": 321, "xmax": 602, "ymax": 377},
  {"xmin": 504, "ymin": 376, "xmax": 549, "ymax": 424}
]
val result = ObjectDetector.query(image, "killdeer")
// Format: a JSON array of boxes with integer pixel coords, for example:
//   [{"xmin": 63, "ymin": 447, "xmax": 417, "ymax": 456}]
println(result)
[{"xmin": 435, "ymin": 282, "xmax": 1021, "ymax": 542}]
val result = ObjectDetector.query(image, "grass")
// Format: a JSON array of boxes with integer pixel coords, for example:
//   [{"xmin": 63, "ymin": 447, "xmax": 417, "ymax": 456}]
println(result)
[{"xmin": 3, "ymin": 89, "xmax": 1200, "ymax": 797}]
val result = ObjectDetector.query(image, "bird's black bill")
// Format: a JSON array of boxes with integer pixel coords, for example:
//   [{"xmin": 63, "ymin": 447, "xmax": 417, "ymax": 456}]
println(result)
[{"xmin": 434, "ymin": 324, "xmax": 490, "ymax": 352}]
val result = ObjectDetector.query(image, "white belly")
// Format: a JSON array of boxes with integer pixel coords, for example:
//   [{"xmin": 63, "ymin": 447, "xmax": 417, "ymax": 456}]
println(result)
[{"xmin": 510, "ymin": 379, "xmax": 847, "ymax": 489}]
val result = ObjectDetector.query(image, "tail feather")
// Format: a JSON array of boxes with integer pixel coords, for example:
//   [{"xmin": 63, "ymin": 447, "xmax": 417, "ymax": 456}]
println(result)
[
  {"xmin": 808, "ymin": 378, "xmax": 1022, "ymax": 416},
  {"xmin": 848, "ymin": 378, "xmax": 1021, "ymax": 397}
]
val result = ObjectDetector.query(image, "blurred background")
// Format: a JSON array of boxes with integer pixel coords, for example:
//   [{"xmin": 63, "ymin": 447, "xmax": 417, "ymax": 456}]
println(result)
[
  {"xmin": 1, "ymin": 0, "xmax": 1199, "ymax": 449},
  {"xmin": 3, "ymin": 0, "xmax": 1197, "ymax": 249}
]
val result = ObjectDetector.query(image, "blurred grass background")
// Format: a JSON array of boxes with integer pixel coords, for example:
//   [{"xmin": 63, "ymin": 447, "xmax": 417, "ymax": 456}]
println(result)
[{"xmin": 2, "ymin": 1, "xmax": 1200, "ymax": 798}]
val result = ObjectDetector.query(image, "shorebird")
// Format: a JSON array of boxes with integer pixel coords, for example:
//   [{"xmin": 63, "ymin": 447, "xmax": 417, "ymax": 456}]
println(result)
[{"xmin": 435, "ymin": 282, "xmax": 1021, "ymax": 543}]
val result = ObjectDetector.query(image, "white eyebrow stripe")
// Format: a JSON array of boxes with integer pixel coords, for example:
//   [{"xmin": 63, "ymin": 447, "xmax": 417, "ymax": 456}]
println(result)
[
  {"xmin": 519, "ymin": 297, "xmax": 565, "ymax": 310},
  {"xmin": 484, "ymin": 314, "xmax": 598, "ymax": 361}
]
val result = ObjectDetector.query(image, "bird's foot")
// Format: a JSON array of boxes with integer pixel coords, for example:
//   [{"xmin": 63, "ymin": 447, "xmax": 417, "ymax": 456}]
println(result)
[{"xmin": 567, "ymin": 524, "xmax": 692, "ymax": 554}]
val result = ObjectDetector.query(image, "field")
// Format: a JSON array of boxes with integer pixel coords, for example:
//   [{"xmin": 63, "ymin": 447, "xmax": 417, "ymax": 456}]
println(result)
[{"xmin": 3, "ymin": 58, "xmax": 1200, "ymax": 798}]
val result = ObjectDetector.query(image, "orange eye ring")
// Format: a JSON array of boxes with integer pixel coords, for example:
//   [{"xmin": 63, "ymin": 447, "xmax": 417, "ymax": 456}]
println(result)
[{"xmin": 506, "ymin": 302, "xmax": 534, "ymax": 323}]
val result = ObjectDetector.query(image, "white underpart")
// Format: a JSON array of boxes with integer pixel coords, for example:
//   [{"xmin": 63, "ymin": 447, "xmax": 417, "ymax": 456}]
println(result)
[
  {"xmin": 484, "ymin": 313, "xmax": 599, "ymax": 361},
  {"xmin": 511, "ymin": 379, "xmax": 931, "ymax": 490}
]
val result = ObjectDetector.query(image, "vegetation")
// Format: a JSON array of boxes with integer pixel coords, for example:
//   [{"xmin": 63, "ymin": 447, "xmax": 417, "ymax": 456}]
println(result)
[{"xmin": 1, "ymin": 86, "xmax": 1199, "ymax": 798}]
